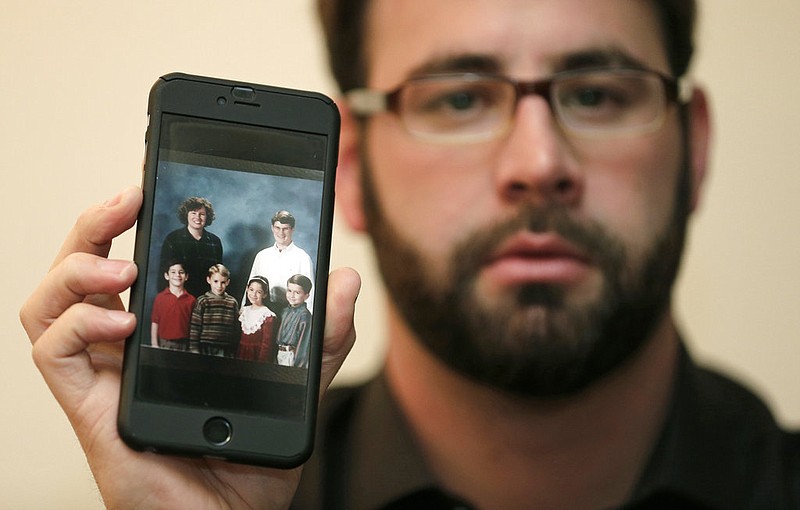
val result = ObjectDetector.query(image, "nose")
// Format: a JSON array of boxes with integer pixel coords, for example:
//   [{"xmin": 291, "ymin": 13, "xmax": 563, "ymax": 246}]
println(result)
[{"xmin": 492, "ymin": 96, "xmax": 583, "ymax": 206}]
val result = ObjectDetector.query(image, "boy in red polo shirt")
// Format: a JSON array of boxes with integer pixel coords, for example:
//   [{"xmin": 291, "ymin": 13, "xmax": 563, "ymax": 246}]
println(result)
[{"xmin": 150, "ymin": 260, "xmax": 196, "ymax": 351}]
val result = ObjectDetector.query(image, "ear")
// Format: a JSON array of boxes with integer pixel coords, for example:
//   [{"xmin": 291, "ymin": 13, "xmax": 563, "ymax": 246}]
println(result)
[
  {"xmin": 686, "ymin": 87, "xmax": 712, "ymax": 212},
  {"xmin": 335, "ymin": 98, "xmax": 368, "ymax": 232}
]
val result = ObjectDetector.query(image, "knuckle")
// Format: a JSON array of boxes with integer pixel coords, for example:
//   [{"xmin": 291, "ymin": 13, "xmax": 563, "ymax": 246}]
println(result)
[
  {"xmin": 76, "ymin": 201, "xmax": 125, "ymax": 249},
  {"xmin": 18, "ymin": 299, "xmax": 39, "ymax": 339},
  {"xmin": 30, "ymin": 335, "xmax": 50, "ymax": 370},
  {"xmin": 59, "ymin": 253, "xmax": 106, "ymax": 296},
  {"xmin": 19, "ymin": 298, "xmax": 33, "ymax": 328},
  {"xmin": 74, "ymin": 205, "xmax": 105, "ymax": 239},
  {"xmin": 30, "ymin": 303, "xmax": 89, "ymax": 361},
  {"xmin": 60, "ymin": 251, "xmax": 93, "ymax": 272}
]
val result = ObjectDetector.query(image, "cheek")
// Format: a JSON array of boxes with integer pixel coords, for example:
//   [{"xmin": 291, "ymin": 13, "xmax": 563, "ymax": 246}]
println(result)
[
  {"xmin": 581, "ymin": 130, "xmax": 683, "ymax": 252},
  {"xmin": 367, "ymin": 125, "xmax": 491, "ymax": 254}
]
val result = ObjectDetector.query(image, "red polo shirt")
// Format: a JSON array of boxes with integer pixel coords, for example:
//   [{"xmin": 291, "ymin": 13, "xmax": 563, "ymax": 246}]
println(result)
[{"xmin": 151, "ymin": 287, "xmax": 196, "ymax": 340}]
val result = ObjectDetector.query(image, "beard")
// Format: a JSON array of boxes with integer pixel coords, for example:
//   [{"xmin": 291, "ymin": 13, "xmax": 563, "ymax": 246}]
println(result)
[{"xmin": 361, "ymin": 157, "xmax": 691, "ymax": 398}]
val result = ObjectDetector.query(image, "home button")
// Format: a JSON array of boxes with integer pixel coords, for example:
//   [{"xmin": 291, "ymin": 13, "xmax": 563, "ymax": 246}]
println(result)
[{"xmin": 203, "ymin": 417, "xmax": 232, "ymax": 446}]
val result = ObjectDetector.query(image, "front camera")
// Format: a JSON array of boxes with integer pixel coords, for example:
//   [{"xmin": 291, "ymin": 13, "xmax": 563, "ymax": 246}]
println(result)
[{"xmin": 217, "ymin": 96, "xmax": 227, "ymax": 106}]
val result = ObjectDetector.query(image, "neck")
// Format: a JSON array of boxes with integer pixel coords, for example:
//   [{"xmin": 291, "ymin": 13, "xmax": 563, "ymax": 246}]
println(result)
[
  {"xmin": 187, "ymin": 225, "xmax": 203, "ymax": 239},
  {"xmin": 384, "ymin": 305, "xmax": 679, "ymax": 510},
  {"xmin": 275, "ymin": 240, "xmax": 291, "ymax": 251}
]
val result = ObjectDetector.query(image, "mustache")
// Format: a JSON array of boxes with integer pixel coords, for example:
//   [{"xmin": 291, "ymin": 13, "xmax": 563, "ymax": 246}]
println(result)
[{"xmin": 450, "ymin": 205, "xmax": 625, "ymax": 278}]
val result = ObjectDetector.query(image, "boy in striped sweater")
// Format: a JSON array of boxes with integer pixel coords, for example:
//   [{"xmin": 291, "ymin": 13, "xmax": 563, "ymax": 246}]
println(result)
[{"xmin": 189, "ymin": 264, "xmax": 240, "ymax": 357}]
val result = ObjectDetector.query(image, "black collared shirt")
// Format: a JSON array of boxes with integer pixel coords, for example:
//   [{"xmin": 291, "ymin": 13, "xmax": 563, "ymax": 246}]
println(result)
[
  {"xmin": 159, "ymin": 227, "xmax": 223, "ymax": 298},
  {"xmin": 293, "ymin": 347, "xmax": 800, "ymax": 509}
]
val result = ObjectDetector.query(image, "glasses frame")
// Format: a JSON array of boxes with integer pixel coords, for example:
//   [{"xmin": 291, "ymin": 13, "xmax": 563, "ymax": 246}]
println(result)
[{"xmin": 346, "ymin": 67, "xmax": 692, "ymax": 143}]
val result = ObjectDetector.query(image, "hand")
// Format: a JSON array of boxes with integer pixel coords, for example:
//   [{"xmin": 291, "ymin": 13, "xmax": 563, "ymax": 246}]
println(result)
[{"xmin": 19, "ymin": 187, "xmax": 361, "ymax": 509}]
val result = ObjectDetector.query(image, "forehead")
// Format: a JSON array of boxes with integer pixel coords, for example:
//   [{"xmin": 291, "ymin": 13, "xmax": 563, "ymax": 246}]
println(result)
[
  {"xmin": 273, "ymin": 221, "xmax": 293, "ymax": 228},
  {"xmin": 366, "ymin": 0, "xmax": 668, "ymax": 86}
]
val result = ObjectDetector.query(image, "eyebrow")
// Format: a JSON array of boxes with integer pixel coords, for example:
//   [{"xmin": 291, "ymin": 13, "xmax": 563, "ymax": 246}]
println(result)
[
  {"xmin": 406, "ymin": 53, "xmax": 504, "ymax": 78},
  {"xmin": 404, "ymin": 47, "xmax": 651, "ymax": 80},
  {"xmin": 553, "ymin": 47, "xmax": 650, "ymax": 73}
]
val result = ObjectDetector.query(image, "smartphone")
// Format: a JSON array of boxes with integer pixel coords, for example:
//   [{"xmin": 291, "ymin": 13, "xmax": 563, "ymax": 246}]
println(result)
[{"xmin": 118, "ymin": 73, "xmax": 339, "ymax": 468}]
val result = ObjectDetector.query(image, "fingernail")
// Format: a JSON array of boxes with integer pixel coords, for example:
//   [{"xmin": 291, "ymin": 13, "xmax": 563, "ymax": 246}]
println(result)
[
  {"xmin": 106, "ymin": 309, "xmax": 134, "ymax": 324},
  {"xmin": 103, "ymin": 190, "xmax": 125, "ymax": 207},
  {"xmin": 97, "ymin": 259, "xmax": 137, "ymax": 278},
  {"xmin": 103, "ymin": 186, "xmax": 137, "ymax": 208}
]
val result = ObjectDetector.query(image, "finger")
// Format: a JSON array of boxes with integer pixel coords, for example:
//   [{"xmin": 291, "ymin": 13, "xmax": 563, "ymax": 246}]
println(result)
[
  {"xmin": 318, "ymin": 267, "xmax": 361, "ymax": 395},
  {"xmin": 31, "ymin": 302, "xmax": 136, "ymax": 413},
  {"xmin": 53, "ymin": 186, "xmax": 142, "ymax": 268},
  {"xmin": 20, "ymin": 252, "xmax": 138, "ymax": 344}
]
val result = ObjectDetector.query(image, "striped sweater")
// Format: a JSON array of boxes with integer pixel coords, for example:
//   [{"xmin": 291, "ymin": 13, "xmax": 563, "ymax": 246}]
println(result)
[{"xmin": 189, "ymin": 292, "xmax": 240, "ymax": 347}]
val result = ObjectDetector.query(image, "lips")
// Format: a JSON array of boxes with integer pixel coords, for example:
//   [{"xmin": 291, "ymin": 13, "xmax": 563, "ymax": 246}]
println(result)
[{"xmin": 481, "ymin": 232, "xmax": 592, "ymax": 287}]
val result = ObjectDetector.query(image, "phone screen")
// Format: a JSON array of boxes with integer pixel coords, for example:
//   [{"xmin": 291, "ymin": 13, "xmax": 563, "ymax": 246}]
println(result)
[{"xmin": 135, "ymin": 113, "xmax": 328, "ymax": 421}]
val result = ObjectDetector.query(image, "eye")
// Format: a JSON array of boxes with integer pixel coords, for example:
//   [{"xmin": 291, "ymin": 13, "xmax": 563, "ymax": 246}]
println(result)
[
  {"xmin": 404, "ymin": 78, "xmax": 510, "ymax": 134},
  {"xmin": 573, "ymin": 88, "xmax": 614, "ymax": 107},
  {"xmin": 561, "ymin": 84, "xmax": 630, "ymax": 110},
  {"xmin": 555, "ymin": 72, "xmax": 654, "ymax": 126},
  {"xmin": 439, "ymin": 90, "xmax": 480, "ymax": 111},
  {"xmin": 411, "ymin": 81, "xmax": 501, "ymax": 115}
]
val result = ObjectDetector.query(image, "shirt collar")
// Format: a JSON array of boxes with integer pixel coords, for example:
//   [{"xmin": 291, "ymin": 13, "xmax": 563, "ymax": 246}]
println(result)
[
  {"xmin": 345, "ymin": 375, "xmax": 438, "ymax": 510},
  {"xmin": 630, "ymin": 345, "xmax": 784, "ymax": 509},
  {"xmin": 274, "ymin": 241, "xmax": 296, "ymax": 252},
  {"xmin": 344, "ymin": 345, "xmax": 785, "ymax": 510}
]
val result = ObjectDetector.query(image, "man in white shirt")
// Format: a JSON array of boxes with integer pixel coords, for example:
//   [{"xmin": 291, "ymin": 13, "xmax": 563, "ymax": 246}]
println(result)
[{"xmin": 245, "ymin": 210, "xmax": 314, "ymax": 312}]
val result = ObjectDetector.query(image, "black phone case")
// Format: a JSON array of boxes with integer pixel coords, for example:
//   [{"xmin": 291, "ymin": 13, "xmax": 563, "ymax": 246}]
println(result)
[{"xmin": 118, "ymin": 73, "xmax": 340, "ymax": 468}]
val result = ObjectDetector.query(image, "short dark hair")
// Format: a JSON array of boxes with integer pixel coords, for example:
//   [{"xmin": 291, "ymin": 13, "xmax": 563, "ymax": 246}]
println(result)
[
  {"xmin": 162, "ymin": 259, "xmax": 186, "ymax": 274},
  {"xmin": 316, "ymin": 0, "xmax": 697, "ymax": 91},
  {"xmin": 315, "ymin": 0, "xmax": 370, "ymax": 93},
  {"xmin": 288, "ymin": 274, "xmax": 313, "ymax": 294},
  {"xmin": 272, "ymin": 210, "xmax": 296, "ymax": 228},
  {"xmin": 654, "ymin": 0, "xmax": 697, "ymax": 77},
  {"xmin": 177, "ymin": 196, "xmax": 215, "ymax": 226}
]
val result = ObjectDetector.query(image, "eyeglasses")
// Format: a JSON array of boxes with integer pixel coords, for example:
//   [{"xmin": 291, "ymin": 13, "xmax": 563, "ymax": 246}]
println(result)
[{"xmin": 346, "ymin": 68, "xmax": 691, "ymax": 143}]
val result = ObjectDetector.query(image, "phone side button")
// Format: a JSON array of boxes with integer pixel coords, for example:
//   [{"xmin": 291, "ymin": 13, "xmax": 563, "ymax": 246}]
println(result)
[{"xmin": 203, "ymin": 417, "xmax": 232, "ymax": 446}]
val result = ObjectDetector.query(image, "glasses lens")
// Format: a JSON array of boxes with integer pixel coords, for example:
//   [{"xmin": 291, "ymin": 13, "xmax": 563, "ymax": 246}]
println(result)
[
  {"xmin": 400, "ymin": 76, "xmax": 515, "ymax": 140},
  {"xmin": 554, "ymin": 71, "xmax": 666, "ymax": 134}
]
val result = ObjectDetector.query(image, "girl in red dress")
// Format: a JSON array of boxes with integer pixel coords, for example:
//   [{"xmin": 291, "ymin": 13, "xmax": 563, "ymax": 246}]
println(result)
[{"xmin": 237, "ymin": 276, "xmax": 277, "ymax": 361}]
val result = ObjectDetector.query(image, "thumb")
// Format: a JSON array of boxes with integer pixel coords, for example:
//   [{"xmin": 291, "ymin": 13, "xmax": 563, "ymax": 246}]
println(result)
[{"xmin": 318, "ymin": 267, "xmax": 361, "ymax": 396}]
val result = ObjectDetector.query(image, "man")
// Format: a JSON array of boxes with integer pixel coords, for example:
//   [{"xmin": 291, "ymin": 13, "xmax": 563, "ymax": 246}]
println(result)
[
  {"xmin": 246, "ymin": 210, "xmax": 314, "ymax": 312},
  {"xmin": 18, "ymin": 1, "xmax": 800, "ymax": 510}
]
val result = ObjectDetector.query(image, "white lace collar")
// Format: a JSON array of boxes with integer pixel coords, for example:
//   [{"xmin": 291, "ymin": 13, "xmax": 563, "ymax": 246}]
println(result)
[{"xmin": 239, "ymin": 305, "xmax": 275, "ymax": 334}]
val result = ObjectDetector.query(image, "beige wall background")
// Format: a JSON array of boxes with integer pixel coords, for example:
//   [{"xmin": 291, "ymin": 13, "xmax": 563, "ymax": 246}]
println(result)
[{"xmin": 1, "ymin": 1, "xmax": 798, "ymax": 507}]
